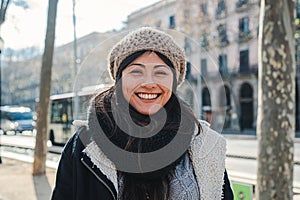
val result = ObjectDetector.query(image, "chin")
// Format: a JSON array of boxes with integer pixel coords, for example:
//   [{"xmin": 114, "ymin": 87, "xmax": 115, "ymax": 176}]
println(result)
[
  {"xmin": 137, "ymin": 107, "xmax": 161, "ymax": 115},
  {"xmin": 138, "ymin": 110, "xmax": 154, "ymax": 115}
]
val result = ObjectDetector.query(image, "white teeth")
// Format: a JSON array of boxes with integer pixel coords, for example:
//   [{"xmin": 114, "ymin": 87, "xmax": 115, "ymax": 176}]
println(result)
[{"xmin": 137, "ymin": 93, "xmax": 158, "ymax": 100}]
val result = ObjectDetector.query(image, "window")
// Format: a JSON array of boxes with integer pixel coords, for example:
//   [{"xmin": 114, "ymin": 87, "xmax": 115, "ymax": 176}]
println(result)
[
  {"xmin": 217, "ymin": 24, "xmax": 229, "ymax": 46},
  {"xmin": 169, "ymin": 15, "xmax": 175, "ymax": 29},
  {"xmin": 236, "ymin": 0, "xmax": 249, "ymax": 12},
  {"xmin": 5, "ymin": 111, "xmax": 33, "ymax": 121},
  {"xmin": 239, "ymin": 50, "xmax": 249, "ymax": 73},
  {"xmin": 219, "ymin": 54, "xmax": 227, "ymax": 75},
  {"xmin": 201, "ymin": 59, "xmax": 208, "ymax": 76},
  {"xmin": 239, "ymin": 82, "xmax": 254, "ymax": 130},
  {"xmin": 225, "ymin": 85, "xmax": 231, "ymax": 108},
  {"xmin": 296, "ymin": 39, "xmax": 300, "ymax": 67},
  {"xmin": 202, "ymin": 87, "xmax": 211, "ymax": 107},
  {"xmin": 239, "ymin": 17, "xmax": 249, "ymax": 34},
  {"xmin": 297, "ymin": 2, "xmax": 300, "ymax": 19},
  {"xmin": 51, "ymin": 98, "xmax": 73, "ymax": 124},
  {"xmin": 202, "ymin": 87, "xmax": 212, "ymax": 122},
  {"xmin": 184, "ymin": 37, "xmax": 192, "ymax": 54},
  {"xmin": 239, "ymin": 17, "xmax": 250, "ymax": 41},
  {"xmin": 201, "ymin": 33, "xmax": 209, "ymax": 50},
  {"xmin": 215, "ymin": 0, "xmax": 226, "ymax": 19},
  {"xmin": 185, "ymin": 61, "xmax": 191, "ymax": 80},
  {"xmin": 201, "ymin": 2, "xmax": 208, "ymax": 16},
  {"xmin": 223, "ymin": 85, "xmax": 232, "ymax": 128}
]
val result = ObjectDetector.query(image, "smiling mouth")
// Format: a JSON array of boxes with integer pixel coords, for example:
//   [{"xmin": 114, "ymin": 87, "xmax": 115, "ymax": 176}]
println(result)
[{"xmin": 136, "ymin": 93, "xmax": 160, "ymax": 100}]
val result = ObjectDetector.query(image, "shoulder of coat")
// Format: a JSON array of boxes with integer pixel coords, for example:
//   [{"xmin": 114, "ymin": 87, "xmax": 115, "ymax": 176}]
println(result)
[
  {"xmin": 192, "ymin": 120, "xmax": 226, "ymax": 148},
  {"xmin": 72, "ymin": 120, "xmax": 89, "ymax": 128}
]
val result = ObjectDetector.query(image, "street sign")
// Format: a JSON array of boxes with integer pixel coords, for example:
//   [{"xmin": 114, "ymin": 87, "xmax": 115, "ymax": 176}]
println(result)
[{"xmin": 232, "ymin": 181, "xmax": 254, "ymax": 200}]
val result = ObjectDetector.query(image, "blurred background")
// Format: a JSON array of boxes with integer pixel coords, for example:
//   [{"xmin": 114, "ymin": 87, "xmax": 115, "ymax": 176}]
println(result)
[
  {"xmin": 0, "ymin": 0, "xmax": 300, "ymax": 199},
  {"xmin": 1, "ymin": 0, "xmax": 300, "ymax": 136}
]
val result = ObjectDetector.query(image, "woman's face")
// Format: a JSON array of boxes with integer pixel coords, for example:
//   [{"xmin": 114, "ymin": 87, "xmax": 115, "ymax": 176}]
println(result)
[{"xmin": 121, "ymin": 52, "xmax": 174, "ymax": 115}]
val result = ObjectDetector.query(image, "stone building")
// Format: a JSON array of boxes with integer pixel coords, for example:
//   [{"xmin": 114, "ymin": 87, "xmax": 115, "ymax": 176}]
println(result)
[
  {"xmin": 1, "ymin": 31, "xmax": 115, "ymax": 109},
  {"xmin": 125, "ymin": 0, "xmax": 260, "ymax": 133}
]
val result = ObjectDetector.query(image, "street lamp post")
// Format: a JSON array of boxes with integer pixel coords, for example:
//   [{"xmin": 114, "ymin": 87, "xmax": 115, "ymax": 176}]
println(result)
[
  {"xmin": 0, "ymin": 36, "xmax": 4, "ymax": 164},
  {"xmin": 72, "ymin": 0, "xmax": 79, "ymax": 120},
  {"xmin": 198, "ymin": 47, "xmax": 202, "ymax": 120}
]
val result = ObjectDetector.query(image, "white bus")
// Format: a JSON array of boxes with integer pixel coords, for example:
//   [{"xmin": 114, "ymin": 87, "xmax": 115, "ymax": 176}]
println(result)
[{"xmin": 48, "ymin": 84, "xmax": 111, "ymax": 145}]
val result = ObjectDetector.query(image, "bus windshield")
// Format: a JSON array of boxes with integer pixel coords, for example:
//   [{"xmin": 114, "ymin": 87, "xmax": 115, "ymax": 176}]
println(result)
[
  {"xmin": 50, "ymin": 98, "xmax": 73, "ymax": 124},
  {"xmin": 6, "ymin": 112, "xmax": 33, "ymax": 121}
]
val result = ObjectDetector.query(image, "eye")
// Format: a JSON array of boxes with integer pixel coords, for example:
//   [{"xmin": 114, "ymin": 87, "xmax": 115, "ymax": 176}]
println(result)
[
  {"xmin": 155, "ymin": 70, "xmax": 169, "ymax": 76},
  {"xmin": 129, "ymin": 69, "xmax": 143, "ymax": 74}
]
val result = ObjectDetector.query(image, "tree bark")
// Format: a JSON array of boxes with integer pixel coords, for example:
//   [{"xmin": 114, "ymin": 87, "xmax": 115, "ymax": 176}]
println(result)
[
  {"xmin": 33, "ymin": 0, "xmax": 58, "ymax": 175},
  {"xmin": 0, "ymin": 0, "xmax": 11, "ymax": 165},
  {"xmin": 256, "ymin": 0, "xmax": 295, "ymax": 199},
  {"xmin": 0, "ymin": 0, "xmax": 10, "ymax": 26}
]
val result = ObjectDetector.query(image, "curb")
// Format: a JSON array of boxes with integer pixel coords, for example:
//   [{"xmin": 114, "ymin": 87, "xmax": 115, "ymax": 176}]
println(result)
[{"xmin": 0, "ymin": 151, "xmax": 58, "ymax": 169}]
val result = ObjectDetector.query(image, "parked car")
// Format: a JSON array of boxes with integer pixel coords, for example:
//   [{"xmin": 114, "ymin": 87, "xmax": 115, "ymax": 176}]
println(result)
[
  {"xmin": 0, "ymin": 106, "xmax": 36, "ymax": 134},
  {"xmin": 0, "ymin": 118, "xmax": 16, "ymax": 135}
]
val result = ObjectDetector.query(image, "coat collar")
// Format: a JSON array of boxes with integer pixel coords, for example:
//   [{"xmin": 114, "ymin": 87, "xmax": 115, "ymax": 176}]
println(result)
[
  {"xmin": 74, "ymin": 120, "xmax": 226, "ymax": 200},
  {"xmin": 83, "ymin": 140, "xmax": 118, "ymax": 193}
]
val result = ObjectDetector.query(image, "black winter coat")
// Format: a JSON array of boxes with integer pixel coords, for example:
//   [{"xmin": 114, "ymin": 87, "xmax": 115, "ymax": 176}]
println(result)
[{"xmin": 51, "ymin": 127, "xmax": 233, "ymax": 200}]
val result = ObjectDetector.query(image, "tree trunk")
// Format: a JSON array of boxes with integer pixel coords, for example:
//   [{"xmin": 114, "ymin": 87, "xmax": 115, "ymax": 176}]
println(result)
[
  {"xmin": 0, "ymin": 0, "xmax": 11, "ymax": 165},
  {"xmin": 256, "ymin": 0, "xmax": 295, "ymax": 199},
  {"xmin": 33, "ymin": 0, "xmax": 58, "ymax": 175},
  {"xmin": 0, "ymin": 0, "xmax": 10, "ymax": 26}
]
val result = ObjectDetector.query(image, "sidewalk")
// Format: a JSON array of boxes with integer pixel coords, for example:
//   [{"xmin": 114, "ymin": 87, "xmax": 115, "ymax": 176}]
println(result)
[
  {"xmin": 1, "ymin": 134, "xmax": 300, "ymax": 200},
  {"xmin": 0, "ymin": 157, "xmax": 57, "ymax": 200},
  {"xmin": 1, "ymin": 157, "xmax": 299, "ymax": 200}
]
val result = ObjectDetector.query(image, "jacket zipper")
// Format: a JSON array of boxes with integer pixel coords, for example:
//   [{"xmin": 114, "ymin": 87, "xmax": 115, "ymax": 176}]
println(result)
[{"xmin": 81, "ymin": 158, "xmax": 117, "ymax": 200}]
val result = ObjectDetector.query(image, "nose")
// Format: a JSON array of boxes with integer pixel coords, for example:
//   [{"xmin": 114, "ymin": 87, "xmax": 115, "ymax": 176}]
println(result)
[
  {"xmin": 141, "ymin": 82, "xmax": 156, "ymax": 88},
  {"xmin": 141, "ymin": 73, "xmax": 156, "ymax": 88}
]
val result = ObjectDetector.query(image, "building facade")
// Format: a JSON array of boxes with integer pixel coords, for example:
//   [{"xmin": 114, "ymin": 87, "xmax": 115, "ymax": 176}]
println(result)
[
  {"xmin": 1, "ymin": 32, "xmax": 115, "ymax": 109},
  {"xmin": 125, "ymin": 0, "xmax": 261, "ymax": 133}
]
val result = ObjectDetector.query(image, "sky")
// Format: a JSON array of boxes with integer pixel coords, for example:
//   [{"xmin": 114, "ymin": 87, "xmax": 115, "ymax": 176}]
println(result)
[{"xmin": 1, "ymin": 0, "xmax": 160, "ymax": 49}]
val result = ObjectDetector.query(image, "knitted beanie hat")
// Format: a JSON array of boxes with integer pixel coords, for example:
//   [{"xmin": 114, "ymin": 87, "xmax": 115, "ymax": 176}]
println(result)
[{"xmin": 108, "ymin": 27, "xmax": 186, "ymax": 85}]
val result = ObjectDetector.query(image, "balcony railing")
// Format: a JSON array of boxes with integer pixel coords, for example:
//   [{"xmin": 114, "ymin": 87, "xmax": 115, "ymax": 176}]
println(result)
[
  {"xmin": 218, "ymin": 36, "xmax": 229, "ymax": 47},
  {"xmin": 201, "ymin": 36, "xmax": 210, "ymax": 50},
  {"xmin": 215, "ymin": 1, "xmax": 227, "ymax": 19},
  {"xmin": 236, "ymin": 0, "xmax": 249, "ymax": 12},
  {"xmin": 215, "ymin": 8, "xmax": 227, "ymax": 19},
  {"xmin": 238, "ymin": 31, "xmax": 252, "ymax": 42}
]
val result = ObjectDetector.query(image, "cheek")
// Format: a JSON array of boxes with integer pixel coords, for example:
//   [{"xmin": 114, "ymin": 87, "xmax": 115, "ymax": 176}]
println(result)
[
  {"xmin": 158, "ymin": 80, "xmax": 173, "ymax": 101},
  {"xmin": 166, "ymin": 78, "xmax": 174, "ymax": 100},
  {"xmin": 160, "ymin": 77, "xmax": 174, "ymax": 93},
  {"xmin": 121, "ymin": 79, "xmax": 131, "ymax": 101},
  {"xmin": 121, "ymin": 77, "xmax": 139, "ymax": 102}
]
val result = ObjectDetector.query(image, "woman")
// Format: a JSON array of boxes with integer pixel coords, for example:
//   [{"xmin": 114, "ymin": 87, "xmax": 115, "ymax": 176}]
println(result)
[{"xmin": 52, "ymin": 27, "xmax": 233, "ymax": 200}]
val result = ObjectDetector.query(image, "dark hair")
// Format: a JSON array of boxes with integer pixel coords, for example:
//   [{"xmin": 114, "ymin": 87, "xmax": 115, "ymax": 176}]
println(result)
[{"xmin": 92, "ymin": 51, "xmax": 201, "ymax": 200}]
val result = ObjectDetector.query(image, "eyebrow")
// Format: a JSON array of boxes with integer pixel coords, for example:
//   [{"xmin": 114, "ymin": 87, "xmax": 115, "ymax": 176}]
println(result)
[{"xmin": 128, "ymin": 63, "xmax": 170, "ymax": 69}]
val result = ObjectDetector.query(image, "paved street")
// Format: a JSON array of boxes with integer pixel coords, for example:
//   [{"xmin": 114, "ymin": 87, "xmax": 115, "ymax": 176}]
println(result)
[
  {"xmin": 226, "ymin": 135, "xmax": 300, "ymax": 162},
  {"xmin": 1, "ymin": 133, "xmax": 300, "ymax": 196},
  {"xmin": 224, "ymin": 135, "xmax": 300, "ymax": 195}
]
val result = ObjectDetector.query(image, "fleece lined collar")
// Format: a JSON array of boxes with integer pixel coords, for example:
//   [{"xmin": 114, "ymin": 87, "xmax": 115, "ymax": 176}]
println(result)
[{"xmin": 73, "ymin": 120, "xmax": 226, "ymax": 200}]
